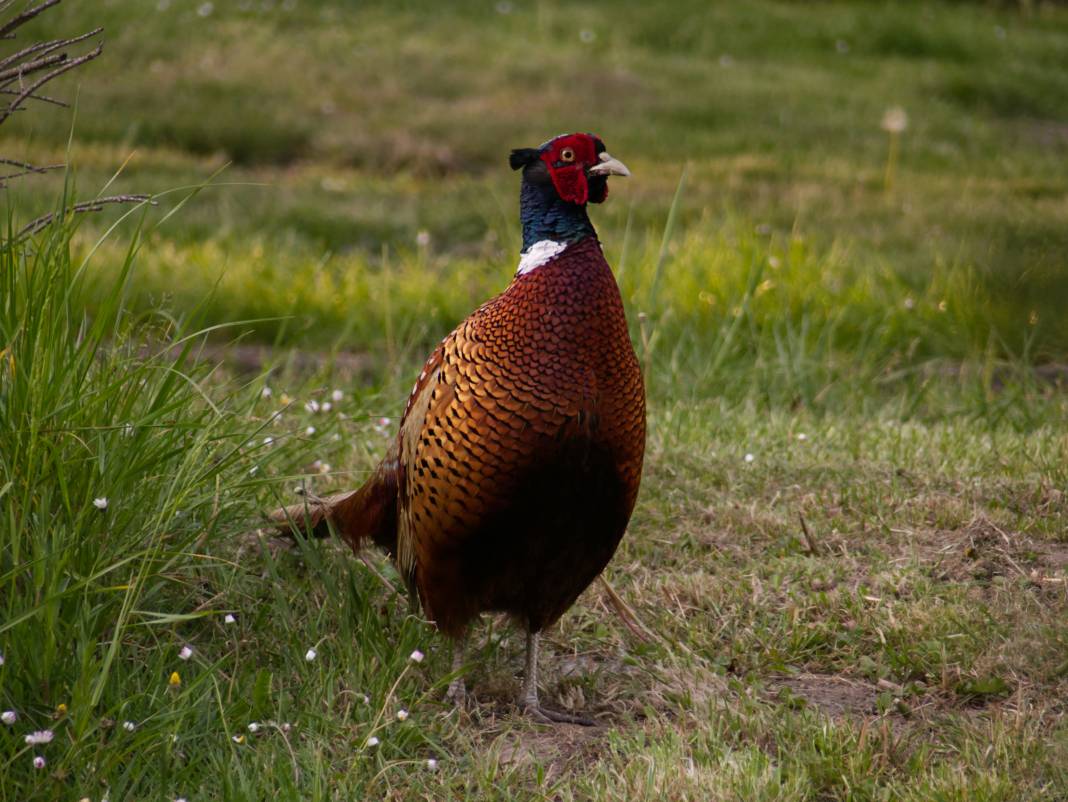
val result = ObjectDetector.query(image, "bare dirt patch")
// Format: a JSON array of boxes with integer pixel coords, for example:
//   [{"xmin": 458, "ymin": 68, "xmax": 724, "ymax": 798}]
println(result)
[
  {"xmin": 769, "ymin": 673, "xmax": 879, "ymax": 719},
  {"xmin": 925, "ymin": 515, "xmax": 1068, "ymax": 588}
]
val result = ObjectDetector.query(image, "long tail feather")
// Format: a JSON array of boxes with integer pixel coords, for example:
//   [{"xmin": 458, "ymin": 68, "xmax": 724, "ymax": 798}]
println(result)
[{"xmin": 268, "ymin": 455, "xmax": 398, "ymax": 555}]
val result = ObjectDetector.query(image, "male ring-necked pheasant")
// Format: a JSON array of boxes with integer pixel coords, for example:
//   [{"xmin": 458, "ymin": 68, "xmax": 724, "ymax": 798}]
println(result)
[{"xmin": 272, "ymin": 132, "xmax": 645, "ymax": 723}]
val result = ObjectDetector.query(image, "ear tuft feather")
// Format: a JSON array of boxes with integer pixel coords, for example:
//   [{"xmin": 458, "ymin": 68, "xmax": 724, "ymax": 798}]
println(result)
[{"xmin": 509, "ymin": 148, "xmax": 540, "ymax": 170}]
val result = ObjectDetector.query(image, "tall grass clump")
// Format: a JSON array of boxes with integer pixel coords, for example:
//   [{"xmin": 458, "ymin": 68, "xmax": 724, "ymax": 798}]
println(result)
[
  {"xmin": 0, "ymin": 206, "xmax": 255, "ymax": 792},
  {"xmin": 0, "ymin": 199, "xmax": 453, "ymax": 800}
]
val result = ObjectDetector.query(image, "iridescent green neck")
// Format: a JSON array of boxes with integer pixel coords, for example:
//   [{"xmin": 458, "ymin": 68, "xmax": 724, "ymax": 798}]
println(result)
[{"xmin": 520, "ymin": 180, "xmax": 595, "ymax": 251}]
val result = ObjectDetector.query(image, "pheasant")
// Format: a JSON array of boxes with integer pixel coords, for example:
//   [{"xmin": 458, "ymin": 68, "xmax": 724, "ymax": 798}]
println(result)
[{"xmin": 272, "ymin": 132, "xmax": 645, "ymax": 723}]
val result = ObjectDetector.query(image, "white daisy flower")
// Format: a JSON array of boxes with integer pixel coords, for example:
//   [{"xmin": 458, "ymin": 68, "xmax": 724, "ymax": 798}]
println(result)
[
  {"xmin": 305, "ymin": 426, "xmax": 316, "ymax": 436},
  {"xmin": 178, "ymin": 645, "xmax": 194, "ymax": 661},
  {"xmin": 1, "ymin": 710, "xmax": 16, "ymax": 725},
  {"xmin": 409, "ymin": 650, "xmax": 425, "ymax": 663},
  {"xmin": 396, "ymin": 709, "xmax": 409, "ymax": 721},
  {"xmin": 248, "ymin": 722, "xmax": 260, "ymax": 733},
  {"xmin": 321, "ymin": 402, "xmax": 332, "ymax": 413},
  {"xmin": 331, "ymin": 389, "xmax": 344, "ymax": 402},
  {"xmin": 25, "ymin": 730, "xmax": 54, "ymax": 745},
  {"xmin": 797, "ymin": 433, "xmax": 808, "ymax": 441},
  {"xmin": 744, "ymin": 453, "xmax": 755, "ymax": 463},
  {"xmin": 427, "ymin": 758, "xmax": 438, "ymax": 770},
  {"xmin": 224, "ymin": 614, "xmax": 237, "ymax": 625},
  {"xmin": 305, "ymin": 648, "xmax": 317, "ymax": 662},
  {"xmin": 93, "ymin": 497, "xmax": 108, "ymax": 510},
  {"xmin": 366, "ymin": 736, "xmax": 380, "ymax": 747},
  {"xmin": 261, "ymin": 386, "xmax": 273, "ymax": 398}
]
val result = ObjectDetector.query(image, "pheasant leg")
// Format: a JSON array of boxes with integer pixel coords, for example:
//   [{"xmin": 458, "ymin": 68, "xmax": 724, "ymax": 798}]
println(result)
[
  {"xmin": 518, "ymin": 631, "xmax": 595, "ymax": 726},
  {"xmin": 444, "ymin": 636, "xmax": 467, "ymax": 708}
]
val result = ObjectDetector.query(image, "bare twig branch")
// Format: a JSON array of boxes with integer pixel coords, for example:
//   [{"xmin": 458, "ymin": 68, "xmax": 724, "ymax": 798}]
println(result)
[
  {"xmin": 0, "ymin": 27, "xmax": 102, "ymax": 80},
  {"xmin": 0, "ymin": 43, "xmax": 101, "ymax": 125},
  {"xmin": 17, "ymin": 195, "xmax": 154, "ymax": 239},
  {"xmin": 0, "ymin": 87, "xmax": 67, "ymax": 107},
  {"xmin": 0, "ymin": 0, "xmax": 61, "ymax": 39},
  {"xmin": 0, "ymin": 158, "xmax": 62, "ymax": 185}
]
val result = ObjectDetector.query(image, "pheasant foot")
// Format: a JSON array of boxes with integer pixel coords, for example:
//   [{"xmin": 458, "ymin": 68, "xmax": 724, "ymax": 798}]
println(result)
[{"xmin": 518, "ymin": 630, "xmax": 596, "ymax": 726}]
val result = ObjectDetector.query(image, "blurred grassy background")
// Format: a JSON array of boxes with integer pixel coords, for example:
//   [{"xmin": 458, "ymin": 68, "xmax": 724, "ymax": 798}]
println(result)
[{"xmin": 5, "ymin": 0, "xmax": 1068, "ymax": 360}]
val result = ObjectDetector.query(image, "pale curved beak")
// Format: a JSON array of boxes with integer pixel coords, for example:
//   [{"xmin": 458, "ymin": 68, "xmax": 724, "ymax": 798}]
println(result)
[{"xmin": 588, "ymin": 151, "xmax": 631, "ymax": 177}]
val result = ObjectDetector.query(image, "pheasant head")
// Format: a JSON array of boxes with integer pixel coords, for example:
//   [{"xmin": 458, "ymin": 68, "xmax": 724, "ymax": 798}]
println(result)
[{"xmin": 509, "ymin": 133, "xmax": 630, "ymax": 253}]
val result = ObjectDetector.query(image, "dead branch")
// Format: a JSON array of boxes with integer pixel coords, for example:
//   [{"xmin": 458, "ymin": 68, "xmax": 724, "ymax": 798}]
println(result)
[
  {"xmin": 0, "ymin": 1, "xmax": 104, "ymax": 190},
  {"xmin": 17, "ymin": 194, "xmax": 154, "ymax": 239},
  {"xmin": 0, "ymin": 0, "xmax": 62, "ymax": 40}
]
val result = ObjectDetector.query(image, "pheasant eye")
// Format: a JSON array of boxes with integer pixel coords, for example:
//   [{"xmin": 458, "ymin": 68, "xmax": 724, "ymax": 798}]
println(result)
[{"xmin": 559, "ymin": 147, "xmax": 575, "ymax": 163}]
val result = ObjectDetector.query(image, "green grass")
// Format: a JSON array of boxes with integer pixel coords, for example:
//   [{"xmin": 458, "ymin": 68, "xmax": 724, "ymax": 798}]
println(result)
[{"xmin": 1, "ymin": 0, "xmax": 1067, "ymax": 799}]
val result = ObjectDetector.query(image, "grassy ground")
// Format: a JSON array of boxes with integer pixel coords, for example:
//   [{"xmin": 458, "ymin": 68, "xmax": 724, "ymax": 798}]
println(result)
[{"xmin": 2, "ymin": 1, "xmax": 1068, "ymax": 800}]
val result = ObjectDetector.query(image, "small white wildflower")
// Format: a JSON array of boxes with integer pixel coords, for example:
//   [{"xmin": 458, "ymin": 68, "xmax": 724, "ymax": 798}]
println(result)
[
  {"xmin": 123, "ymin": 720, "xmax": 136, "ymax": 731},
  {"xmin": 361, "ymin": 694, "xmax": 370, "ymax": 704},
  {"xmin": 224, "ymin": 614, "xmax": 237, "ymax": 624},
  {"xmin": 305, "ymin": 648, "xmax": 317, "ymax": 662},
  {"xmin": 281, "ymin": 722, "xmax": 292, "ymax": 733},
  {"xmin": 1, "ymin": 710, "xmax": 16, "ymax": 725},
  {"xmin": 305, "ymin": 426, "xmax": 316, "ymax": 436},
  {"xmin": 377, "ymin": 417, "xmax": 392, "ymax": 427},
  {"xmin": 197, "ymin": 1, "xmax": 213, "ymax": 16},
  {"xmin": 178, "ymin": 645, "xmax": 194, "ymax": 661},
  {"xmin": 33, "ymin": 755, "xmax": 46, "ymax": 769},
  {"xmin": 93, "ymin": 497, "xmax": 108, "ymax": 510},
  {"xmin": 248, "ymin": 466, "xmax": 258, "ymax": 476},
  {"xmin": 409, "ymin": 649, "xmax": 425, "ymax": 663},
  {"xmin": 331, "ymin": 389, "xmax": 344, "ymax": 402},
  {"xmin": 248, "ymin": 722, "xmax": 260, "ymax": 733},
  {"xmin": 263, "ymin": 436, "xmax": 274, "ymax": 446},
  {"xmin": 25, "ymin": 730, "xmax": 54, "ymax": 745},
  {"xmin": 797, "ymin": 433, "xmax": 808, "ymax": 441},
  {"xmin": 881, "ymin": 106, "xmax": 908, "ymax": 134},
  {"xmin": 366, "ymin": 736, "xmax": 380, "ymax": 747},
  {"xmin": 396, "ymin": 709, "xmax": 409, "ymax": 721},
  {"xmin": 261, "ymin": 386, "xmax": 273, "ymax": 398},
  {"xmin": 744, "ymin": 453, "xmax": 755, "ymax": 463},
  {"xmin": 321, "ymin": 401, "xmax": 332, "ymax": 413},
  {"xmin": 427, "ymin": 758, "xmax": 438, "ymax": 770},
  {"xmin": 305, "ymin": 400, "xmax": 320, "ymax": 413},
  {"xmin": 903, "ymin": 296, "xmax": 915, "ymax": 310}
]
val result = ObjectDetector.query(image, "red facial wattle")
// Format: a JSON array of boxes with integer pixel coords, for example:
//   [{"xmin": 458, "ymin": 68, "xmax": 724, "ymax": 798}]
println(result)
[{"xmin": 539, "ymin": 134, "xmax": 603, "ymax": 205}]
